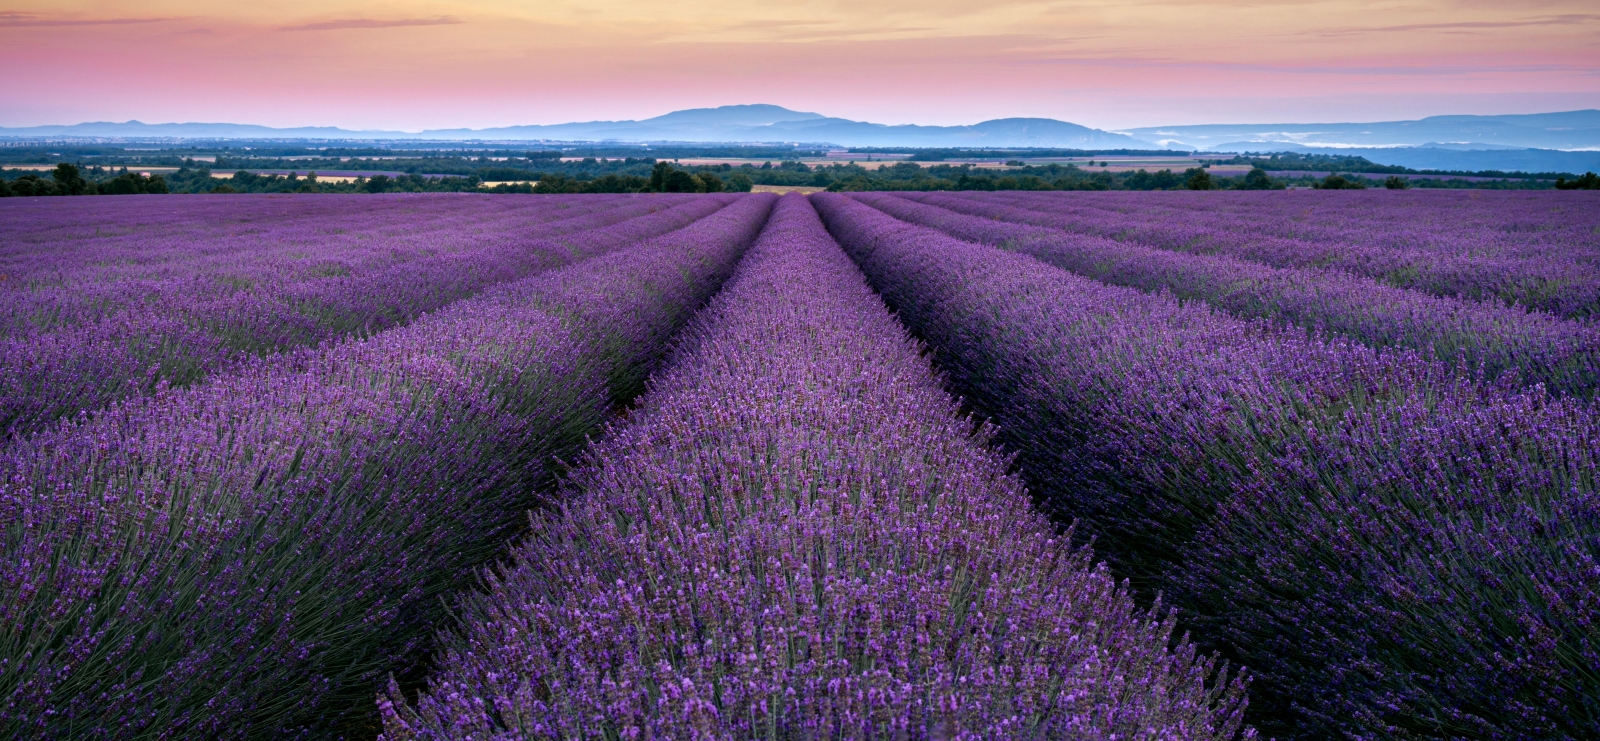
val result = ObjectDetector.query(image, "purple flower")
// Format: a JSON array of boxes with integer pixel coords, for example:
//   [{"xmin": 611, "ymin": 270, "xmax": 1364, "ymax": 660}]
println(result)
[
  {"xmin": 814, "ymin": 191, "xmax": 1600, "ymax": 740},
  {"xmin": 381, "ymin": 195, "xmax": 1253, "ymax": 740},
  {"xmin": 0, "ymin": 193, "xmax": 732, "ymax": 438},
  {"xmin": 0, "ymin": 194, "xmax": 773, "ymax": 738}
]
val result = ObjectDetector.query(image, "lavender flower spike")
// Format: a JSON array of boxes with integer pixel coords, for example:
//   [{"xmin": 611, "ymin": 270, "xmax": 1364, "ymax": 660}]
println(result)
[{"xmin": 381, "ymin": 195, "xmax": 1253, "ymax": 740}]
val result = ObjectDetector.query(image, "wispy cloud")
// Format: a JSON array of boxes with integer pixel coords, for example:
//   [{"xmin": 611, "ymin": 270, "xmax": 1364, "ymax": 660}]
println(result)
[
  {"xmin": 731, "ymin": 19, "xmax": 834, "ymax": 30},
  {"xmin": 1316, "ymin": 14, "xmax": 1600, "ymax": 36},
  {"xmin": 0, "ymin": 11, "xmax": 185, "ymax": 27},
  {"xmin": 1016, "ymin": 55, "xmax": 1600, "ymax": 77},
  {"xmin": 278, "ymin": 16, "xmax": 462, "ymax": 32}
]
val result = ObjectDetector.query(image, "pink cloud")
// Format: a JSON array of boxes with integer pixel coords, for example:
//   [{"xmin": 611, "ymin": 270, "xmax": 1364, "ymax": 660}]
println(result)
[
  {"xmin": 0, "ymin": 11, "xmax": 185, "ymax": 27},
  {"xmin": 277, "ymin": 16, "xmax": 462, "ymax": 32}
]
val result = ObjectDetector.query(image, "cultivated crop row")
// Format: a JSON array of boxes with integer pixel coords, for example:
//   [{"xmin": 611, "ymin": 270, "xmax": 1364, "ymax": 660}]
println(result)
[
  {"xmin": 4, "ymin": 188, "xmax": 1596, "ymax": 740},
  {"xmin": 909, "ymin": 190, "xmax": 1600, "ymax": 318},
  {"xmin": 1, "ymin": 195, "xmax": 614, "ymax": 290},
  {"xmin": 0, "ymin": 194, "xmax": 773, "ymax": 737},
  {"xmin": 0, "ymin": 193, "xmax": 728, "ymax": 436},
  {"xmin": 380, "ymin": 195, "xmax": 1251, "ymax": 739},
  {"xmin": 856, "ymin": 191, "xmax": 1600, "ymax": 397},
  {"xmin": 815, "ymin": 191, "xmax": 1600, "ymax": 739},
  {"xmin": 1029, "ymin": 188, "xmax": 1600, "ymax": 264}
]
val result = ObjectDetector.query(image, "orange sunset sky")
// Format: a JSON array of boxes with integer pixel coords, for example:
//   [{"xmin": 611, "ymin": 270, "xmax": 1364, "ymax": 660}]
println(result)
[{"xmin": 2, "ymin": 0, "xmax": 1597, "ymax": 130}]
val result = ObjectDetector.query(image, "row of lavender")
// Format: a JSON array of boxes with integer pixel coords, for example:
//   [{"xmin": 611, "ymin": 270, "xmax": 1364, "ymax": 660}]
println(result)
[
  {"xmin": 3, "ymin": 196, "xmax": 564, "ymax": 280},
  {"xmin": 815, "ymin": 192, "xmax": 1600, "ymax": 740},
  {"xmin": 0, "ymin": 194, "xmax": 774, "ymax": 737},
  {"xmin": 380, "ymin": 196, "xmax": 1251, "ymax": 739},
  {"xmin": 985, "ymin": 189, "xmax": 1600, "ymax": 265},
  {"xmin": 909, "ymin": 190, "xmax": 1600, "ymax": 319},
  {"xmin": 2, "ymin": 195, "xmax": 611, "ymax": 329},
  {"xmin": 858, "ymin": 192, "xmax": 1600, "ymax": 397},
  {"xmin": 1, "ymin": 193, "xmax": 726, "ymax": 437}
]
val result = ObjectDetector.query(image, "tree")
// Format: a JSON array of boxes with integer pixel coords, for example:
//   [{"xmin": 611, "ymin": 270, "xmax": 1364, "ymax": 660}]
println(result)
[
  {"xmin": 649, "ymin": 161, "xmax": 675, "ymax": 192},
  {"xmin": 51, "ymin": 163, "xmax": 89, "ymax": 196},
  {"xmin": 1383, "ymin": 175, "xmax": 1410, "ymax": 190},
  {"xmin": 533, "ymin": 174, "xmax": 583, "ymax": 194},
  {"xmin": 1555, "ymin": 172, "xmax": 1600, "ymax": 190},
  {"xmin": 96, "ymin": 172, "xmax": 168, "ymax": 195},
  {"xmin": 1314, "ymin": 174, "xmax": 1366, "ymax": 190},
  {"xmin": 584, "ymin": 174, "xmax": 650, "ymax": 193},
  {"xmin": 1184, "ymin": 168, "xmax": 1215, "ymax": 190},
  {"xmin": 726, "ymin": 173, "xmax": 754, "ymax": 193},
  {"xmin": 99, "ymin": 173, "xmax": 145, "ymax": 195},
  {"xmin": 1124, "ymin": 169, "xmax": 1181, "ymax": 190},
  {"xmin": 956, "ymin": 173, "xmax": 996, "ymax": 191},
  {"xmin": 662, "ymin": 169, "xmax": 701, "ymax": 193},
  {"xmin": 210, "ymin": 184, "xmax": 237, "ymax": 194},
  {"xmin": 0, "ymin": 179, "xmax": 11, "ymax": 197},
  {"xmin": 11, "ymin": 175, "xmax": 58, "ymax": 196},
  {"xmin": 695, "ymin": 173, "xmax": 725, "ymax": 193},
  {"xmin": 364, "ymin": 174, "xmax": 392, "ymax": 193},
  {"xmin": 1241, "ymin": 167, "xmax": 1280, "ymax": 190},
  {"xmin": 828, "ymin": 176, "xmax": 879, "ymax": 192}
]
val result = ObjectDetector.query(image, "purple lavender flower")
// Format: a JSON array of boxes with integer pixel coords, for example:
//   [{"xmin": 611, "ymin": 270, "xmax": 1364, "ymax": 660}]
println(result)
[
  {"xmin": 906, "ymin": 189, "xmax": 1600, "ymax": 319},
  {"xmin": 814, "ymin": 191, "xmax": 1600, "ymax": 740},
  {"xmin": 380, "ymin": 195, "xmax": 1254, "ymax": 741},
  {"xmin": 0, "ymin": 193, "xmax": 729, "ymax": 438},
  {"xmin": 855, "ymin": 191, "xmax": 1600, "ymax": 397},
  {"xmin": 0, "ymin": 194, "xmax": 774, "ymax": 738}
]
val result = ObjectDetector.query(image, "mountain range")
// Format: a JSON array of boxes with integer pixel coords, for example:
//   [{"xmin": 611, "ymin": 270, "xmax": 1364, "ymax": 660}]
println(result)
[
  {"xmin": 1124, "ymin": 111, "xmax": 1600, "ymax": 151},
  {"xmin": 1203, "ymin": 143, "xmax": 1600, "ymax": 175},
  {"xmin": 5, "ymin": 105, "xmax": 1600, "ymax": 173},
  {"xmin": 0, "ymin": 105, "xmax": 1142, "ymax": 149}
]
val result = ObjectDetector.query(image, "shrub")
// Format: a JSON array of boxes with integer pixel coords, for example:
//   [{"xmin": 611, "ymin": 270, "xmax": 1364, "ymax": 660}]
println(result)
[
  {"xmin": 1240, "ymin": 167, "xmax": 1280, "ymax": 190},
  {"xmin": 1555, "ymin": 172, "xmax": 1600, "ymax": 190}
]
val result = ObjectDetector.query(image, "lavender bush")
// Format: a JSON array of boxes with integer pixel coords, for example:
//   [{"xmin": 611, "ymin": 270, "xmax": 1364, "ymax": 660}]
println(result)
[
  {"xmin": 0, "ymin": 194, "xmax": 773, "ymax": 738},
  {"xmin": 855, "ymin": 192, "xmax": 1600, "ymax": 397},
  {"xmin": 380, "ymin": 195, "xmax": 1253, "ymax": 740},
  {"xmin": 815, "ymin": 192, "xmax": 1600, "ymax": 740},
  {"xmin": 0, "ymin": 193, "xmax": 727, "ymax": 437},
  {"xmin": 906, "ymin": 190, "xmax": 1600, "ymax": 319}
]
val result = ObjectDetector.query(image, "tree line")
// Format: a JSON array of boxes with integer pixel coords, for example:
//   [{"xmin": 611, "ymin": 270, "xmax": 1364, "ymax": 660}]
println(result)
[
  {"xmin": 5, "ymin": 159, "xmax": 1578, "ymax": 198},
  {"xmin": 1219, "ymin": 151, "xmax": 1577, "ymax": 182},
  {"xmin": 0, "ymin": 164, "xmax": 168, "ymax": 197}
]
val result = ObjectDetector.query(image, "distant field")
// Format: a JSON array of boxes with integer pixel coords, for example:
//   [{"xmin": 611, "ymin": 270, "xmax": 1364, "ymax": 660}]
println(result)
[
  {"xmin": 4, "ymin": 164, "xmax": 182, "ymax": 173},
  {"xmin": 650, "ymin": 155, "xmax": 1232, "ymax": 172},
  {"xmin": 751, "ymin": 184, "xmax": 826, "ymax": 194},
  {"xmin": 209, "ymin": 172, "xmax": 359, "ymax": 183},
  {"xmin": 208, "ymin": 169, "xmax": 461, "ymax": 183}
]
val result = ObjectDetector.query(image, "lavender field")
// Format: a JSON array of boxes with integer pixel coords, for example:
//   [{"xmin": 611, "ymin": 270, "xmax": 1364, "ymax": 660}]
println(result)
[{"xmin": 1, "ymin": 190, "xmax": 1597, "ymax": 740}]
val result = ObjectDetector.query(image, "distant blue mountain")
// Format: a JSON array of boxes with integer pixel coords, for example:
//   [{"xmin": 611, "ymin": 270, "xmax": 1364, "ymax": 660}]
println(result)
[
  {"xmin": 397, "ymin": 107, "xmax": 1146, "ymax": 148},
  {"xmin": 5, "ymin": 106, "xmax": 1599, "ymax": 173},
  {"xmin": 1125, "ymin": 111, "xmax": 1600, "ymax": 151},
  {"xmin": 0, "ymin": 105, "xmax": 1145, "ymax": 148},
  {"xmin": 1208, "ymin": 143, "xmax": 1600, "ymax": 175},
  {"xmin": 743, "ymin": 117, "xmax": 1142, "ymax": 148}
]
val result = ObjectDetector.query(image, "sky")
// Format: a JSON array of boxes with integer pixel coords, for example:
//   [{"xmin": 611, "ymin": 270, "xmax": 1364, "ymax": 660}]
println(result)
[{"xmin": 2, "ymin": 0, "xmax": 1598, "ymax": 131}]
